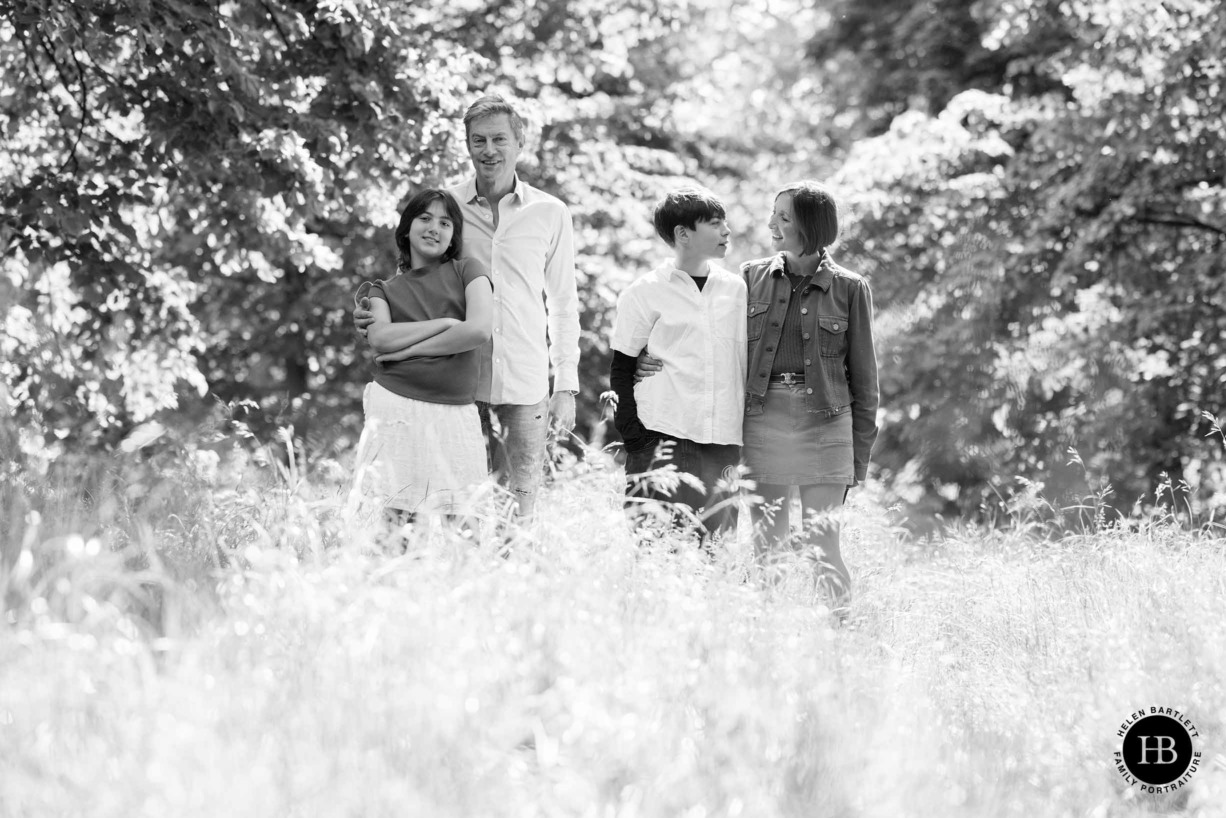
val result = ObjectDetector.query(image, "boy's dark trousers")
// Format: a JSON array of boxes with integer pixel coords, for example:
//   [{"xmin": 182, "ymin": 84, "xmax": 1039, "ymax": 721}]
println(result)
[{"xmin": 623, "ymin": 433, "xmax": 741, "ymax": 538}]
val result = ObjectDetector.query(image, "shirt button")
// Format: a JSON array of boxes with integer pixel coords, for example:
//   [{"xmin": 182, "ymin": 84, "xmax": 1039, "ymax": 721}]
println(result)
[
  {"xmin": 801, "ymin": 308, "xmax": 808, "ymax": 315},
  {"xmin": 806, "ymin": 388, "xmax": 814, "ymax": 394},
  {"xmin": 805, "ymin": 358, "xmax": 811, "ymax": 366},
  {"xmin": 803, "ymin": 332, "xmax": 810, "ymax": 340},
  {"xmin": 833, "ymin": 322, "xmax": 840, "ymax": 330}
]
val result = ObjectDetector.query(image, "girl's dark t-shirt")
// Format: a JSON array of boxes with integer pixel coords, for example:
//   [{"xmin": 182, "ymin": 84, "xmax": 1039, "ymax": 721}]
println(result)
[{"xmin": 364, "ymin": 257, "xmax": 491, "ymax": 405}]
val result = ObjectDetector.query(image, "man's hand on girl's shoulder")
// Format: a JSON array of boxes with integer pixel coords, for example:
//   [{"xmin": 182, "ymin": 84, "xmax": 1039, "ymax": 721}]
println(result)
[{"xmin": 353, "ymin": 297, "xmax": 374, "ymax": 337}]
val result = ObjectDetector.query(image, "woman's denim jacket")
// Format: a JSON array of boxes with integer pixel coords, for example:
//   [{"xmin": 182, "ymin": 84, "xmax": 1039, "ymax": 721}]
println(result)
[{"xmin": 742, "ymin": 253, "xmax": 880, "ymax": 482}]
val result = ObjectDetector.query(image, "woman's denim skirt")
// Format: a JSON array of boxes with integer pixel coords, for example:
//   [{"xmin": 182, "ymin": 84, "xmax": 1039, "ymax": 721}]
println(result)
[{"xmin": 743, "ymin": 383, "xmax": 854, "ymax": 486}]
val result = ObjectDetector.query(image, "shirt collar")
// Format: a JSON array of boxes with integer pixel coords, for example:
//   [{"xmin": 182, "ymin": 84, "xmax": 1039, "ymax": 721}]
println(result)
[
  {"xmin": 769, "ymin": 252, "xmax": 835, "ymax": 291},
  {"xmin": 660, "ymin": 260, "xmax": 723, "ymax": 283},
  {"xmin": 456, "ymin": 177, "xmax": 480, "ymax": 204},
  {"xmin": 461, "ymin": 174, "xmax": 525, "ymax": 204}
]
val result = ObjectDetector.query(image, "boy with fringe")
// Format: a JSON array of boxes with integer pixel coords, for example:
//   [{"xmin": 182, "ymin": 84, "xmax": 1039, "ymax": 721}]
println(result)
[{"xmin": 608, "ymin": 187, "xmax": 747, "ymax": 542}]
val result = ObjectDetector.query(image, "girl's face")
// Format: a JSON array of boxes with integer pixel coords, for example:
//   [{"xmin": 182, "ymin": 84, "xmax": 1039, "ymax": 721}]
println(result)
[
  {"xmin": 407, "ymin": 199, "xmax": 455, "ymax": 266},
  {"xmin": 767, "ymin": 192, "xmax": 804, "ymax": 256}
]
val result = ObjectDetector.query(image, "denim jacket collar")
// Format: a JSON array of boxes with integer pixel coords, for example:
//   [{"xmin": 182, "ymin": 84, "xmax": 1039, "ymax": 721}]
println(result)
[{"xmin": 769, "ymin": 252, "xmax": 835, "ymax": 292}]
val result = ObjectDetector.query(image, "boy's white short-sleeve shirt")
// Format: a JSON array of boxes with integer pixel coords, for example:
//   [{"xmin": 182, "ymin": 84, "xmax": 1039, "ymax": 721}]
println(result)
[{"xmin": 610, "ymin": 261, "xmax": 747, "ymax": 445}]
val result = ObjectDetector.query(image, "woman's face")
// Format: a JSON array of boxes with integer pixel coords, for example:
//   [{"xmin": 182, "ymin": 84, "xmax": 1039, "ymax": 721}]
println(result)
[
  {"xmin": 407, "ymin": 199, "xmax": 455, "ymax": 265},
  {"xmin": 768, "ymin": 192, "xmax": 804, "ymax": 256}
]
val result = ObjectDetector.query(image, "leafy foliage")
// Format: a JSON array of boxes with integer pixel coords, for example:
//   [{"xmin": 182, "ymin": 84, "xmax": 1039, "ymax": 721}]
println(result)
[
  {"xmin": 4, "ymin": 0, "xmax": 1225, "ymax": 523},
  {"xmin": 2, "ymin": 0, "xmax": 477, "ymax": 450},
  {"xmin": 823, "ymin": 0, "xmax": 1226, "ymax": 518},
  {"xmin": 0, "ymin": 0, "xmax": 703, "ymax": 452}
]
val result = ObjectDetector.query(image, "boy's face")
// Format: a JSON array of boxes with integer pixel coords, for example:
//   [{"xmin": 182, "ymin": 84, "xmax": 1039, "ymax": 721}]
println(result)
[{"xmin": 682, "ymin": 217, "xmax": 731, "ymax": 260}]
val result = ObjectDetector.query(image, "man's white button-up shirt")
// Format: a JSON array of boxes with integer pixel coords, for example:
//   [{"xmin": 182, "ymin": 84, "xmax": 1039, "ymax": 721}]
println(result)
[
  {"xmin": 610, "ymin": 261, "xmax": 747, "ymax": 445},
  {"xmin": 450, "ymin": 177, "xmax": 581, "ymax": 405}
]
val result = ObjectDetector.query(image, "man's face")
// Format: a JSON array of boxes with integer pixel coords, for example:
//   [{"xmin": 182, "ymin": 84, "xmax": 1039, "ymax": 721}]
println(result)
[{"xmin": 467, "ymin": 114, "xmax": 521, "ymax": 190}]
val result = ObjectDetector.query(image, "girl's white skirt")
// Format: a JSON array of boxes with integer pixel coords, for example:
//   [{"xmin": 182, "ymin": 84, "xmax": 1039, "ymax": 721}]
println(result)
[{"xmin": 354, "ymin": 382, "xmax": 487, "ymax": 513}]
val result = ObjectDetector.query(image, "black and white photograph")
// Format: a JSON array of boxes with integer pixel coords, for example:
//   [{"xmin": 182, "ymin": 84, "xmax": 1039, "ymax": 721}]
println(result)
[{"xmin": 2, "ymin": 0, "xmax": 1224, "ymax": 815}]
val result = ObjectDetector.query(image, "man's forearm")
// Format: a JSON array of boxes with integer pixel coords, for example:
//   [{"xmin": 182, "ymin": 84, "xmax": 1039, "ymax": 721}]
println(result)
[
  {"xmin": 543, "ymin": 214, "xmax": 581, "ymax": 393},
  {"xmin": 547, "ymin": 318, "xmax": 581, "ymax": 393}
]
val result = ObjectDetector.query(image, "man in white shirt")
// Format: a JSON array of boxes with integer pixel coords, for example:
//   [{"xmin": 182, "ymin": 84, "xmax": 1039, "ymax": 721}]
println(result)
[
  {"xmin": 608, "ymin": 187, "xmax": 747, "ymax": 540},
  {"xmin": 357, "ymin": 95, "xmax": 581, "ymax": 516}
]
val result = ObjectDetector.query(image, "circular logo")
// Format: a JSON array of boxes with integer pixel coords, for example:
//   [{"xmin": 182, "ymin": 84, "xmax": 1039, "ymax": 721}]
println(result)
[{"xmin": 1114, "ymin": 708, "xmax": 1202, "ymax": 794}]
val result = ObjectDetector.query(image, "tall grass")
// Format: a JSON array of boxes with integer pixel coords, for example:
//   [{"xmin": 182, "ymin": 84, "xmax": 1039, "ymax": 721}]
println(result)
[{"xmin": 2, "ymin": 435, "xmax": 1225, "ymax": 817}]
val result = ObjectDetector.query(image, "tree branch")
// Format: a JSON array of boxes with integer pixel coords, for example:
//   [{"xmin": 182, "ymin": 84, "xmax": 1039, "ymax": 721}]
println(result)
[
  {"xmin": 35, "ymin": 31, "xmax": 89, "ymax": 175},
  {"xmin": 1137, "ymin": 211, "xmax": 1226, "ymax": 239},
  {"xmin": 62, "ymin": 41, "xmax": 91, "ymax": 175},
  {"xmin": 259, "ymin": 0, "xmax": 294, "ymax": 51}
]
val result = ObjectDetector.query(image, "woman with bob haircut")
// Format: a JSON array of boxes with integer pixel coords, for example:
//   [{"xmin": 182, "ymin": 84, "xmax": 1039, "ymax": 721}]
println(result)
[
  {"xmin": 352, "ymin": 188, "xmax": 493, "ymax": 519},
  {"xmin": 740, "ymin": 180, "xmax": 879, "ymax": 612}
]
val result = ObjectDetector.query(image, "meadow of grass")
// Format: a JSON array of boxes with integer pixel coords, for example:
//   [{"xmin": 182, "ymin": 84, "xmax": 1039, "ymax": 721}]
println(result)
[{"xmin": 2, "ymin": 434, "xmax": 1225, "ymax": 818}]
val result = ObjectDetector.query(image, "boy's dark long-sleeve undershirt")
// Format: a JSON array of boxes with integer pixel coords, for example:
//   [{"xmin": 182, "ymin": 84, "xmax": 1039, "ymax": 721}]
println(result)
[{"xmin": 609, "ymin": 351, "xmax": 656, "ymax": 452}]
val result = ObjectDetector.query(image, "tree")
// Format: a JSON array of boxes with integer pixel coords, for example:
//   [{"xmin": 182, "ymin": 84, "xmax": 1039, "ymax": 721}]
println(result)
[
  {"xmin": 808, "ymin": 0, "xmax": 1073, "ymax": 136},
  {"xmin": 819, "ymin": 0, "xmax": 1226, "ymax": 520},
  {"xmin": 0, "ymin": 0, "xmax": 699, "ymax": 460},
  {"xmin": 2, "ymin": 0, "xmax": 480, "ymax": 452}
]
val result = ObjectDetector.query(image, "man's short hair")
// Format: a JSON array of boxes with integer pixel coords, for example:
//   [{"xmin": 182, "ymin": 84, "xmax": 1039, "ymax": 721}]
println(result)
[
  {"xmin": 653, "ymin": 187, "xmax": 727, "ymax": 246},
  {"xmin": 777, "ymin": 180, "xmax": 839, "ymax": 256},
  {"xmin": 463, "ymin": 94, "xmax": 526, "ymax": 145}
]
